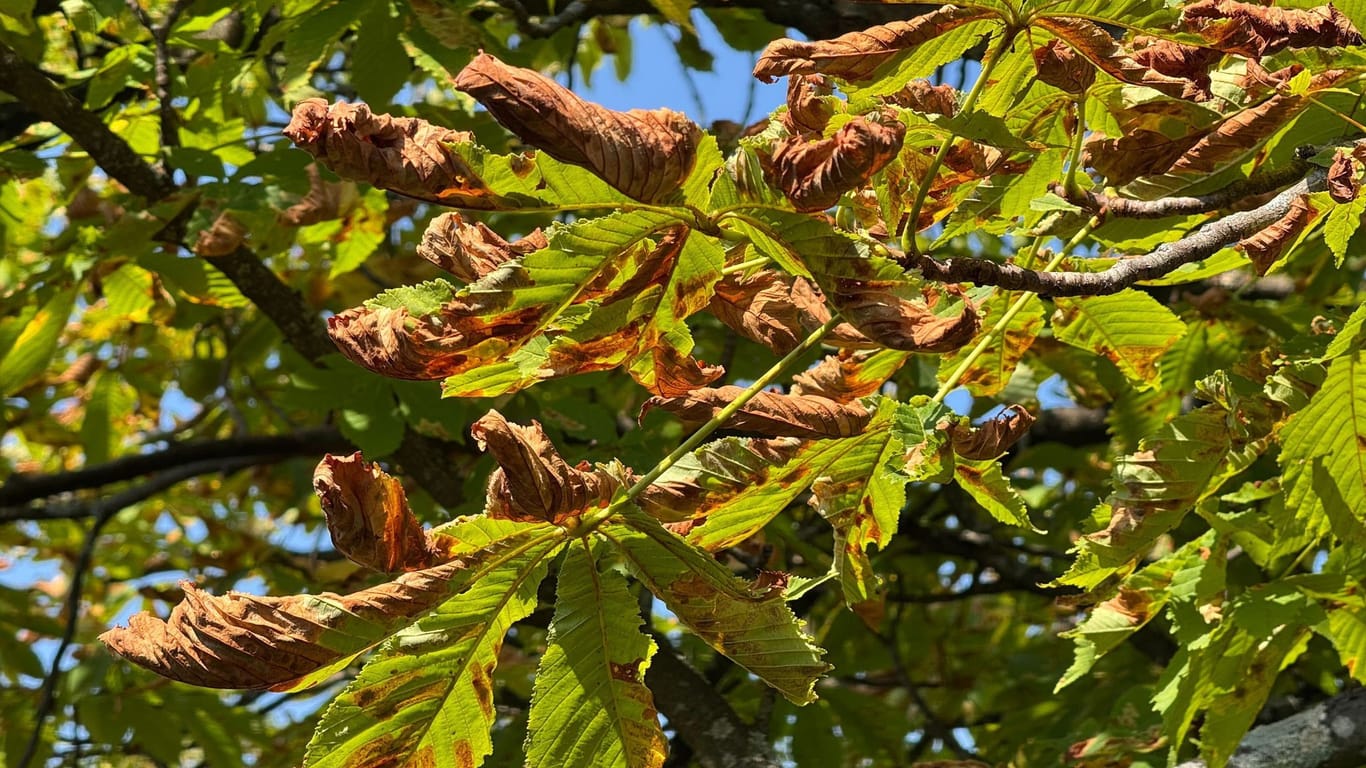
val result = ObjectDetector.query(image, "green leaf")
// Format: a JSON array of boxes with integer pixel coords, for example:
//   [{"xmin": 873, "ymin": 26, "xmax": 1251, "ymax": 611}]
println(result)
[
  {"xmin": 367, "ymin": 279, "xmax": 460, "ymax": 316},
  {"xmin": 1323, "ymin": 301, "xmax": 1366, "ymax": 360},
  {"xmin": 954, "ymin": 458, "xmax": 1032, "ymax": 529},
  {"xmin": 1323, "ymin": 196, "xmax": 1366, "ymax": 266},
  {"xmin": 937, "ymin": 292, "xmax": 1044, "ymax": 396},
  {"xmin": 525, "ymin": 538, "xmax": 667, "ymax": 768},
  {"xmin": 79, "ymin": 371, "xmax": 134, "ymax": 465},
  {"xmin": 305, "ymin": 519, "xmax": 563, "ymax": 768},
  {"xmin": 1279, "ymin": 351, "xmax": 1366, "ymax": 543},
  {"xmin": 1051, "ymin": 290, "xmax": 1187, "ymax": 388},
  {"xmin": 351, "ymin": 0, "xmax": 411, "ymax": 104},
  {"xmin": 603, "ymin": 508, "xmax": 830, "ymax": 703},
  {"xmin": 102, "ymin": 262, "xmax": 156, "ymax": 322},
  {"xmin": 0, "ymin": 287, "xmax": 75, "ymax": 395}
]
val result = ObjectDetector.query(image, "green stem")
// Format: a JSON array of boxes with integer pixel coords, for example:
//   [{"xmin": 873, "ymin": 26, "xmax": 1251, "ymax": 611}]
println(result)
[
  {"xmin": 932, "ymin": 217, "xmax": 1099, "ymax": 403},
  {"xmin": 1063, "ymin": 97, "xmax": 1088, "ymax": 196},
  {"xmin": 721, "ymin": 255, "xmax": 772, "ymax": 275},
  {"xmin": 901, "ymin": 33, "xmax": 1013, "ymax": 255}
]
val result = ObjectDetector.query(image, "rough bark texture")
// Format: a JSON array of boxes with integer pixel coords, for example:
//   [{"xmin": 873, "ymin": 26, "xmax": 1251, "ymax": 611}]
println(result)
[{"xmin": 1175, "ymin": 688, "xmax": 1366, "ymax": 768}]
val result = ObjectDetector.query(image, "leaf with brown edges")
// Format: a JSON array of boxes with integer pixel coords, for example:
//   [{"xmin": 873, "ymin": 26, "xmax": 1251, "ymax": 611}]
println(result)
[
  {"xmin": 640, "ymin": 385, "xmax": 872, "ymax": 439},
  {"xmin": 948, "ymin": 404, "xmax": 1036, "ymax": 460},
  {"xmin": 454, "ymin": 52, "xmax": 701, "ymax": 203},
  {"xmin": 313, "ymin": 453, "xmax": 451, "ymax": 573},
  {"xmin": 753, "ymin": 5, "xmax": 995, "ymax": 83},
  {"xmin": 763, "ymin": 115, "xmax": 906, "ymax": 212},
  {"xmin": 1181, "ymin": 0, "xmax": 1362, "ymax": 58},
  {"xmin": 1132, "ymin": 37, "xmax": 1221, "ymax": 101},
  {"xmin": 707, "ymin": 269, "xmax": 833, "ymax": 354},
  {"xmin": 1034, "ymin": 17, "xmax": 1207, "ymax": 101},
  {"xmin": 886, "ymin": 80, "xmax": 959, "ymax": 116},
  {"xmin": 1237, "ymin": 194, "xmax": 1320, "ymax": 274},
  {"xmin": 1032, "ymin": 39, "xmax": 1095, "ymax": 94},
  {"xmin": 417, "ymin": 212, "xmax": 547, "ymax": 283},
  {"xmin": 284, "ymin": 99, "xmax": 511, "ymax": 208},
  {"xmin": 782, "ymin": 75, "xmax": 835, "ymax": 135},
  {"xmin": 826, "ymin": 280, "xmax": 980, "ymax": 353},
  {"xmin": 193, "ymin": 212, "xmax": 246, "ymax": 257},
  {"xmin": 1328, "ymin": 149, "xmax": 1359, "ymax": 203},
  {"xmin": 790, "ymin": 349, "xmax": 908, "ymax": 403},
  {"xmin": 472, "ymin": 410, "xmax": 621, "ymax": 524}
]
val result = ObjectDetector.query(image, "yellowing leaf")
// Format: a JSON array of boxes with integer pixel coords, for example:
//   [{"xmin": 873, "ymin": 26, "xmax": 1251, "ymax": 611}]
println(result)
[
  {"xmin": 1051, "ymin": 290, "xmax": 1186, "ymax": 388},
  {"xmin": 1279, "ymin": 351, "xmax": 1366, "ymax": 543}
]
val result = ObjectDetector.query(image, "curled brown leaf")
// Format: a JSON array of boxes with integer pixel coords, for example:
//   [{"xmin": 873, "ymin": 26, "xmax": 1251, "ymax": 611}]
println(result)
[
  {"xmin": 284, "ymin": 99, "xmax": 506, "ymax": 208},
  {"xmin": 454, "ymin": 53, "xmax": 701, "ymax": 203},
  {"xmin": 193, "ymin": 212, "xmax": 246, "ymax": 257},
  {"xmin": 948, "ymin": 404, "xmax": 1035, "ymax": 460},
  {"xmin": 100, "ymin": 558, "xmax": 470, "ymax": 690},
  {"xmin": 313, "ymin": 453, "xmax": 450, "ymax": 573},
  {"xmin": 417, "ymin": 212, "xmax": 547, "ymax": 283},
  {"xmin": 1182, "ymin": 0, "xmax": 1362, "ymax": 58},
  {"xmin": 1034, "ymin": 17, "xmax": 1207, "ymax": 100},
  {"xmin": 790, "ymin": 350, "xmax": 900, "ymax": 403},
  {"xmin": 1032, "ymin": 39, "xmax": 1096, "ymax": 94},
  {"xmin": 708, "ymin": 269, "xmax": 833, "ymax": 354},
  {"xmin": 637, "ymin": 438, "xmax": 803, "ymax": 524},
  {"xmin": 1237, "ymin": 193, "xmax": 1319, "ymax": 274},
  {"xmin": 1328, "ymin": 149, "xmax": 1359, "ymax": 203},
  {"xmin": 640, "ymin": 386, "xmax": 872, "ymax": 439},
  {"xmin": 753, "ymin": 6, "xmax": 993, "ymax": 83},
  {"xmin": 1132, "ymin": 36, "xmax": 1221, "ymax": 101},
  {"xmin": 279, "ymin": 164, "xmax": 348, "ymax": 226},
  {"xmin": 782, "ymin": 75, "xmax": 835, "ymax": 135},
  {"xmin": 886, "ymin": 80, "xmax": 959, "ymax": 116},
  {"xmin": 764, "ymin": 115, "xmax": 906, "ymax": 212},
  {"xmin": 827, "ymin": 281, "xmax": 980, "ymax": 353},
  {"xmin": 1083, "ymin": 129, "xmax": 1205, "ymax": 186},
  {"xmin": 472, "ymin": 410, "xmax": 620, "ymax": 524}
]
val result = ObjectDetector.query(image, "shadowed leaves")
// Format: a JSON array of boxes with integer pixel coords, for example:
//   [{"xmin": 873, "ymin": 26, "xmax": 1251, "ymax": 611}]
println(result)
[
  {"xmin": 285, "ymin": 99, "xmax": 507, "ymax": 208},
  {"xmin": 417, "ymin": 212, "xmax": 547, "ymax": 283},
  {"xmin": 763, "ymin": 115, "xmax": 906, "ymax": 211},
  {"xmin": 473, "ymin": 410, "xmax": 621, "ymax": 525},
  {"xmin": 314, "ymin": 452, "xmax": 452, "ymax": 573},
  {"xmin": 455, "ymin": 53, "xmax": 701, "ymax": 203},
  {"xmin": 753, "ymin": 5, "xmax": 995, "ymax": 83},
  {"xmin": 640, "ymin": 385, "xmax": 872, "ymax": 439},
  {"xmin": 193, "ymin": 212, "xmax": 246, "ymax": 257},
  {"xmin": 1182, "ymin": 0, "xmax": 1362, "ymax": 58}
]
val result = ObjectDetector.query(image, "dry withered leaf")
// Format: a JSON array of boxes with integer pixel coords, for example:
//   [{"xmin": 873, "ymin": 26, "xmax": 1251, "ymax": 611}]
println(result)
[
  {"xmin": 472, "ymin": 410, "xmax": 620, "ymax": 524},
  {"xmin": 637, "ymin": 437, "xmax": 803, "ymax": 524},
  {"xmin": 100, "ymin": 558, "xmax": 471, "ymax": 690},
  {"xmin": 279, "ymin": 163, "xmax": 347, "ymax": 226},
  {"xmin": 454, "ymin": 53, "xmax": 701, "ymax": 203},
  {"xmin": 1237, "ymin": 193, "xmax": 1319, "ymax": 274},
  {"xmin": 764, "ymin": 115, "xmax": 906, "ymax": 212},
  {"xmin": 1132, "ymin": 36, "xmax": 1221, "ymax": 101},
  {"xmin": 1032, "ymin": 39, "xmax": 1096, "ymax": 94},
  {"xmin": 1034, "ymin": 17, "xmax": 1207, "ymax": 100},
  {"xmin": 1328, "ymin": 149, "xmax": 1359, "ymax": 203},
  {"xmin": 313, "ymin": 453, "xmax": 450, "ymax": 573},
  {"xmin": 753, "ymin": 5, "xmax": 993, "ymax": 83},
  {"xmin": 782, "ymin": 74, "xmax": 835, "ymax": 135},
  {"xmin": 327, "ymin": 300, "xmax": 540, "ymax": 380},
  {"xmin": 790, "ymin": 350, "xmax": 900, "ymax": 403},
  {"xmin": 1083, "ymin": 129, "xmax": 1205, "ymax": 186},
  {"xmin": 1182, "ymin": 0, "xmax": 1362, "ymax": 58},
  {"xmin": 284, "ymin": 99, "xmax": 508, "ymax": 208},
  {"xmin": 193, "ymin": 212, "xmax": 246, "ymax": 257},
  {"xmin": 947, "ymin": 404, "xmax": 1036, "ymax": 460},
  {"xmin": 640, "ymin": 386, "xmax": 872, "ymax": 439},
  {"xmin": 886, "ymin": 79, "xmax": 959, "ymax": 116},
  {"xmin": 1169, "ymin": 69, "xmax": 1349, "ymax": 174},
  {"xmin": 708, "ymin": 269, "xmax": 833, "ymax": 354},
  {"xmin": 417, "ymin": 212, "xmax": 547, "ymax": 283},
  {"xmin": 827, "ymin": 281, "xmax": 980, "ymax": 353}
]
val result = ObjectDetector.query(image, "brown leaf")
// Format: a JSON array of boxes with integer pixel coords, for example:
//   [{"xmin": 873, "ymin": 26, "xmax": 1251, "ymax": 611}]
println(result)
[
  {"xmin": 1034, "ymin": 17, "xmax": 1207, "ymax": 100},
  {"xmin": 1132, "ymin": 36, "xmax": 1221, "ymax": 101},
  {"xmin": 764, "ymin": 115, "xmax": 906, "ymax": 212},
  {"xmin": 472, "ymin": 410, "xmax": 620, "ymax": 524},
  {"xmin": 781, "ymin": 75, "xmax": 835, "ymax": 135},
  {"xmin": 279, "ymin": 163, "xmax": 348, "ymax": 226},
  {"xmin": 753, "ymin": 6, "xmax": 994, "ymax": 83},
  {"xmin": 454, "ymin": 53, "xmax": 701, "ymax": 203},
  {"xmin": 790, "ymin": 349, "xmax": 901, "ymax": 402},
  {"xmin": 886, "ymin": 79, "xmax": 959, "ymax": 116},
  {"xmin": 1237, "ymin": 193, "xmax": 1319, "ymax": 274},
  {"xmin": 947, "ymin": 404, "xmax": 1035, "ymax": 460},
  {"xmin": 1182, "ymin": 0, "xmax": 1362, "ymax": 58},
  {"xmin": 637, "ymin": 438, "xmax": 803, "ymax": 524},
  {"xmin": 327, "ymin": 301, "xmax": 541, "ymax": 380},
  {"xmin": 1032, "ymin": 39, "xmax": 1096, "ymax": 94},
  {"xmin": 100, "ymin": 558, "xmax": 471, "ymax": 690},
  {"xmin": 708, "ymin": 269, "xmax": 833, "ymax": 354},
  {"xmin": 284, "ymin": 99, "xmax": 508, "ymax": 208},
  {"xmin": 1328, "ymin": 149, "xmax": 1359, "ymax": 203},
  {"xmin": 640, "ymin": 386, "xmax": 872, "ymax": 439},
  {"xmin": 1169, "ymin": 69, "xmax": 1349, "ymax": 174},
  {"xmin": 313, "ymin": 453, "xmax": 450, "ymax": 573},
  {"xmin": 827, "ymin": 281, "xmax": 980, "ymax": 353},
  {"xmin": 417, "ymin": 212, "xmax": 547, "ymax": 283},
  {"xmin": 1083, "ymin": 129, "xmax": 1205, "ymax": 186},
  {"xmin": 193, "ymin": 212, "xmax": 246, "ymax": 257}
]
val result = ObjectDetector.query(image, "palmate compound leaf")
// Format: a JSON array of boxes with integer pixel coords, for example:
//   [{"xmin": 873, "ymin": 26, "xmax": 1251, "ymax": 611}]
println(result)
[
  {"xmin": 600, "ymin": 506, "xmax": 830, "ymax": 704},
  {"xmin": 99, "ymin": 517, "xmax": 562, "ymax": 693},
  {"xmin": 304, "ymin": 518, "xmax": 564, "ymax": 768},
  {"xmin": 1051, "ymin": 290, "xmax": 1187, "ymax": 389},
  {"xmin": 1278, "ymin": 350, "xmax": 1366, "ymax": 543},
  {"xmin": 524, "ymin": 538, "xmax": 667, "ymax": 768}
]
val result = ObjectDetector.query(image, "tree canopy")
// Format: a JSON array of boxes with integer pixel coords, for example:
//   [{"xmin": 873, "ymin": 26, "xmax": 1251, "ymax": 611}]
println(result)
[{"xmin": 3, "ymin": 1, "xmax": 1366, "ymax": 767}]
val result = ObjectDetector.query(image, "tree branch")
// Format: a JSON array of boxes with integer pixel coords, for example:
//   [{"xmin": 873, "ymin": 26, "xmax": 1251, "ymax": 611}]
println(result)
[
  {"xmin": 0, "ymin": 426, "xmax": 346, "ymax": 508},
  {"xmin": 902, "ymin": 165, "xmax": 1332, "ymax": 297},
  {"xmin": 1175, "ymin": 687, "xmax": 1366, "ymax": 768},
  {"xmin": 1056, "ymin": 159, "xmax": 1311, "ymax": 219}
]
